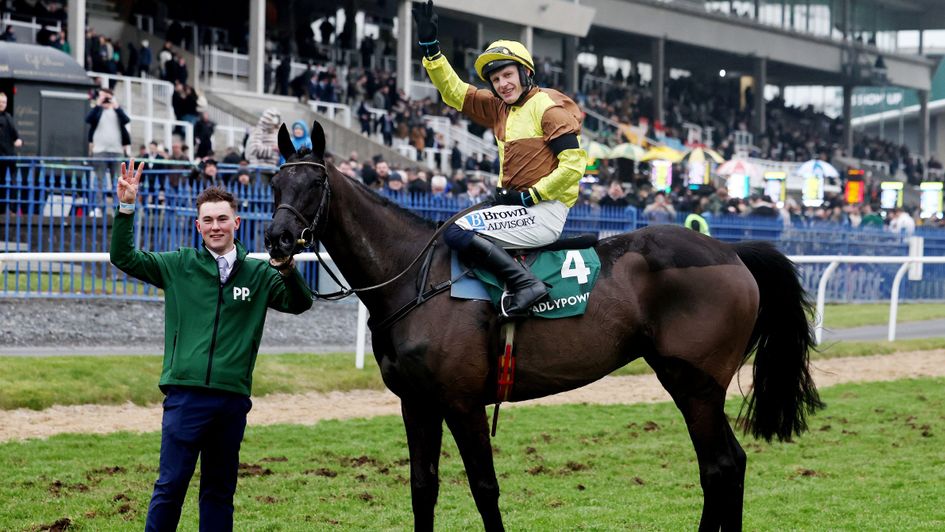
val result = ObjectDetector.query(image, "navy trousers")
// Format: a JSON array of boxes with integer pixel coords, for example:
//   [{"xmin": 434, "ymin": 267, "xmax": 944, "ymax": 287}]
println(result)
[{"xmin": 145, "ymin": 386, "xmax": 252, "ymax": 532}]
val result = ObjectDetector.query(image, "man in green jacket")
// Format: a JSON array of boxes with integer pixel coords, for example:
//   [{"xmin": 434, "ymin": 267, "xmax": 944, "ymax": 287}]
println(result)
[{"xmin": 110, "ymin": 159, "xmax": 312, "ymax": 530}]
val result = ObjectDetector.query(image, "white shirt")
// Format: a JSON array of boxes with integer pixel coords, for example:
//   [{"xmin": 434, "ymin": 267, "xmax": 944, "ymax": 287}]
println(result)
[
  {"xmin": 91, "ymin": 108, "xmax": 125, "ymax": 154},
  {"xmin": 208, "ymin": 247, "xmax": 237, "ymax": 281},
  {"xmin": 889, "ymin": 212, "xmax": 916, "ymax": 236}
]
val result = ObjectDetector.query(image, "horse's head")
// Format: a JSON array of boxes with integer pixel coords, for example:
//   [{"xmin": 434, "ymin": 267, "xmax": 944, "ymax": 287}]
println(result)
[{"xmin": 264, "ymin": 120, "xmax": 330, "ymax": 262}]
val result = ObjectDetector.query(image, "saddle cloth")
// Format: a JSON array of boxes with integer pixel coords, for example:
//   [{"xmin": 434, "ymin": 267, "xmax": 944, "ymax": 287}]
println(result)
[{"xmin": 450, "ymin": 247, "xmax": 601, "ymax": 319}]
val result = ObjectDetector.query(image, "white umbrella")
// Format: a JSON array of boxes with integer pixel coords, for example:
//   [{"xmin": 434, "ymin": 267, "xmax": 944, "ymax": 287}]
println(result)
[{"xmin": 796, "ymin": 159, "xmax": 840, "ymax": 179}]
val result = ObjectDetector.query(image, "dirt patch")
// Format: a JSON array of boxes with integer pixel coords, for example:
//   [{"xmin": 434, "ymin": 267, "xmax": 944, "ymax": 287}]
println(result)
[{"xmin": 1, "ymin": 350, "xmax": 945, "ymax": 442}]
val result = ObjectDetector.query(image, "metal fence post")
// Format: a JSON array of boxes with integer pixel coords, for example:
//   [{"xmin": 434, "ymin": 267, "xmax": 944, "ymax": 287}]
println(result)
[
  {"xmin": 814, "ymin": 261, "xmax": 839, "ymax": 344},
  {"xmin": 888, "ymin": 262, "xmax": 911, "ymax": 341}
]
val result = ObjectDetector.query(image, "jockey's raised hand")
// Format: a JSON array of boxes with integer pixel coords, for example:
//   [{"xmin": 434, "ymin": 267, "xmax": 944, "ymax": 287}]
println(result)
[
  {"xmin": 117, "ymin": 158, "xmax": 145, "ymax": 206},
  {"xmin": 412, "ymin": 0, "xmax": 439, "ymax": 58}
]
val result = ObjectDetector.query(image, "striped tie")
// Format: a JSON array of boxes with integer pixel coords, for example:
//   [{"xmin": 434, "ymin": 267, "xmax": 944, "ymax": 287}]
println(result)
[{"xmin": 217, "ymin": 256, "xmax": 228, "ymax": 283}]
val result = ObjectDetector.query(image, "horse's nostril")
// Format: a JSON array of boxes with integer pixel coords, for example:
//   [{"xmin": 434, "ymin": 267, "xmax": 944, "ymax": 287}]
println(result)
[
  {"xmin": 263, "ymin": 235, "xmax": 273, "ymax": 251},
  {"xmin": 279, "ymin": 232, "xmax": 294, "ymax": 247}
]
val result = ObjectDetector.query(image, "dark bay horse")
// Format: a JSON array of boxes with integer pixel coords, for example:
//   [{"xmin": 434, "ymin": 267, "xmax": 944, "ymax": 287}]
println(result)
[{"xmin": 264, "ymin": 122, "xmax": 823, "ymax": 531}]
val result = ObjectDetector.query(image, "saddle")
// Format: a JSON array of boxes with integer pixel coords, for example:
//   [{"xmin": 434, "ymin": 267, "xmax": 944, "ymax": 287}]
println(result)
[{"xmin": 451, "ymin": 233, "xmax": 602, "ymax": 320}]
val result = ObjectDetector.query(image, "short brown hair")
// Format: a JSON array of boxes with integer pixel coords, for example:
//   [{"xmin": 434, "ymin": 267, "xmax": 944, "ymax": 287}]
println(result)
[{"xmin": 196, "ymin": 186, "xmax": 238, "ymax": 213}]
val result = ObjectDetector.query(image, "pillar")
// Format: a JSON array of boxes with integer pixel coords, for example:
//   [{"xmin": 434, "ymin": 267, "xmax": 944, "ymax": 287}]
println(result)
[
  {"xmin": 67, "ymin": 0, "xmax": 86, "ymax": 67},
  {"xmin": 652, "ymin": 37, "xmax": 665, "ymax": 125},
  {"xmin": 396, "ymin": 0, "xmax": 412, "ymax": 96},
  {"xmin": 843, "ymin": 84, "xmax": 854, "ymax": 155},
  {"xmin": 753, "ymin": 56, "xmax": 767, "ymax": 135},
  {"xmin": 919, "ymin": 89, "xmax": 930, "ymax": 178},
  {"xmin": 520, "ymin": 26, "xmax": 533, "ymax": 54},
  {"xmin": 563, "ymin": 35, "xmax": 578, "ymax": 94},
  {"xmin": 248, "ymin": 0, "xmax": 265, "ymax": 93}
]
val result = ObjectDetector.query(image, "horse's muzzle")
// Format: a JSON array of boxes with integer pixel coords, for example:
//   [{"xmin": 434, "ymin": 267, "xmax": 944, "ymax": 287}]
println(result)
[{"xmin": 264, "ymin": 226, "xmax": 298, "ymax": 259}]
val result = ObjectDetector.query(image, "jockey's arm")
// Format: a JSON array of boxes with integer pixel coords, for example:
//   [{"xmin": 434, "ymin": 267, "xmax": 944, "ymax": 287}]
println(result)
[
  {"xmin": 421, "ymin": 54, "xmax": 499, "ymax": 128},
  {"xmin": 530, "ymin": 107, "xmax": 588, "ymax": 207}
]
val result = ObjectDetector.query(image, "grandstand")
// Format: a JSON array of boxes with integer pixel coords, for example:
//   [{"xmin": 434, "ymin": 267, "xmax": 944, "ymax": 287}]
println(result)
[{"xmin": 1, "ymin": 0, "xmax": 944, "ymax": 301}]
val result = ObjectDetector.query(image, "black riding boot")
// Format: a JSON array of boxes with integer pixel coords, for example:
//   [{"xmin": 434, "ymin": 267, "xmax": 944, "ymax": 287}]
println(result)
[{"xmin": 466, "ymin": 234, "xmax": 549, "ymax": 319}]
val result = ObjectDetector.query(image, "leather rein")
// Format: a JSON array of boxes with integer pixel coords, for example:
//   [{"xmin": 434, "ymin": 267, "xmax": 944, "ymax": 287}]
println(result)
[{"xmin": 273, "ymin": 160, "xmax": 486, "ymax": 302}]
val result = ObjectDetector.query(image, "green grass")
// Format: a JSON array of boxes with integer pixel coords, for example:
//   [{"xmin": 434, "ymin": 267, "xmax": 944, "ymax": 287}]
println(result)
[
  {"xmin": 0, "ymin": 354, "xmax": 385, "ymax": 411},
  {"xmin": 3, "ymin": 339, "xmax": 945, "ymax": 410},
  {"xmin": 1, "ymin": 378, "xmax": 942, "ymax": 530},
  {"xmin": 823, "ymin": 302, "xmax": 945, "ymax": 329}
]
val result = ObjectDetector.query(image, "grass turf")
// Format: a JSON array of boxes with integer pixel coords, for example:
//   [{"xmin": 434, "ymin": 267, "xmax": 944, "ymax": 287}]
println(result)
[
  {"xmin": 0, "ymin": 377, "xmax": 942, "ymax": 530},
  {"xmin": 2, "ymin": 339, "xmax": 944, "ymax": 410}
]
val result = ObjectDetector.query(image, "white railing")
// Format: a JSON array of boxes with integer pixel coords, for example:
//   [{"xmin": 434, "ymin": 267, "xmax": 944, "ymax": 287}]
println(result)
[
  {"xmin": 1, "ymin": 13, "xmax": 61, "ymax": 45},
  {"xmin": 309, "ymin": 101, "xmax": 352, "ymax": 129},
  {"xmin": 88, "ymin": 72, "xmax": 176, "ymax": 121},
  {"xmin": 201, "ymin": 46, "xmax": 249, "ymax": 83},
  {"xmin": 790, "ymin": 256, "xmax": 945, "ymax": 343},
  {"xmin": 0, "ymin": 251, "xmax": 370, "ymax": 369},
  {"xmin": 7, "ymin": 253, "xmax": 944, "ymax": 365}
]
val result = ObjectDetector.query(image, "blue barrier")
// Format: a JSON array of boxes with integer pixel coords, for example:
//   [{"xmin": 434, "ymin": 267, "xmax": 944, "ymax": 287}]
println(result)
[{"xmin": 2, "ymin": 160, "xmax": 945, "ymax": 302}]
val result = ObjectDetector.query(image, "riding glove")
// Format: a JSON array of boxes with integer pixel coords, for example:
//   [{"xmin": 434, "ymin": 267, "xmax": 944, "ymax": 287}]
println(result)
[
  {"xmin": 492, "ymin": 188, "xmax": 537, "ymax": 208},
  {"xmin": 412, "ymin": 0, "xmax": 440, "ymax": 58}
]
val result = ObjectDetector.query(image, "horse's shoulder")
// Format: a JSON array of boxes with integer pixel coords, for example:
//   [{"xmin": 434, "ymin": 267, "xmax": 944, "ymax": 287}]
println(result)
[{"xmin": 597, "ymin": 226, "xmax": 738, "ymax": 272}]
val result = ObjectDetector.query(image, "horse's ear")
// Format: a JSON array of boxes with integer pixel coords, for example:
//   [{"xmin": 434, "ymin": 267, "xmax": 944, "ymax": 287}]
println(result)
[
  {"xmin": 277, "ymin": 123, "xmax": 295, "ymax": 160},
  {"xmin": 311, "ymin": 120, "xmax": 326, "ymax": 159}
]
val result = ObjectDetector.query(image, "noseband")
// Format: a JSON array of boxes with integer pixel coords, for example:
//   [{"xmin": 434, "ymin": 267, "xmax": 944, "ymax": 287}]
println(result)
[{"xmin": 275, "ymin": 161, "xmax": 331, "ymax": 248}]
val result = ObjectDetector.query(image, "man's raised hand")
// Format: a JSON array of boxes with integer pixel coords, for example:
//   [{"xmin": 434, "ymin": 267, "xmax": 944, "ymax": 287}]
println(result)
[{"xmin": 117, "ymin": 158, "xmax": 145, "ymax": 204}]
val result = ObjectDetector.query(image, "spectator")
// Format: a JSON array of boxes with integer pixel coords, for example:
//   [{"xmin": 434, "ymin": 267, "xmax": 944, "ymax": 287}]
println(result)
[
  {"xmin": 279, "ymin": 121, "xmax": 312, "ymax": 164},
  {"xmin": 430, "ymin": 175, "xmax": 448, "ymax": 197},
  {"xmin": 235, "ymin": 159, "xmax": 253, "ymax": 186},
  {"xmin": 0, "ymin": 91, "xmax": 23, "ymax": 214},
  {"xmin": 158, "ymin": 42, "xmax": 174, "ymax": 80},
  {"xmin": 275, "ymin": 57, "xmax": 291, "ymax": 96},
  {"xmin": 194, "ymin": 112, "xmax": 216, "ymax": 159},
  {"xmin": 455, "ymin": 174, "xmax": 488, "ymax": 204},
  {"xmin": 190, "ymin": 158, "xmax": 220, "ymax": 185},
  {"xmin": 126, "ymin": 42, "xmax": 139, "ymax": 77},
  {"xmin": 643, "ymin": 191, "xmax": 676, "ymax": 224},
  {"xmin": 0, "ymin": 25, "xmax": 15, "ymax": 42},
  {"xmin": 85, "ymin": 89, "xmax": 131, "ymax": 178},
  {"xmin": 378, "ymin": 110, "xmax": 394, "ymax": 147},
  {"xmin": 598, "ymin": 180, "xmax": 629, "ymax": 209},
  {"xmin": 138, "ymin": 40, "xmax": 153, "ymax": 77},
  {"xmin": 374, "ymin": 160, "xmax": 401, "ymax": 186},
  {"xmin": 860, "ymin": 204, "xmax": 884, "ymax": 229},
  {"xmin": 357, "ymin": 101, "xmax": 372, "ymax": 136},
  {"xmin": 360, "ymin": 35, "xmax": 375, "ymax": 68},
  {"xmin": 384, "ymin": 172, "xmax": 405, "ymax": 194},
  {"xmin": 110, "ymin": 169, "xmax": 312, "ymax": 530},
  {"xmin": 888, "ymin": 207, "xmax": 916, "ymax": 236},
  {"xmin": 245, "ymin": 108, "xmax": 282, "ymax": 167}
]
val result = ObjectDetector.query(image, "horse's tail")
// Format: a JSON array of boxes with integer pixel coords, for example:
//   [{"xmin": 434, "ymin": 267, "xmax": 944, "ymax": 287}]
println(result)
[{"xmin": 733, "ymin": 241, "xmax": 824, "ymax": 442}]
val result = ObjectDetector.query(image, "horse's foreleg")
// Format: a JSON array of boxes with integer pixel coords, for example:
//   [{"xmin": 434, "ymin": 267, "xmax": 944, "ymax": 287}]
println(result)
[
  {"xmin": 445, "ymin": 407, "xmax": 504, "ymax": 532},
  {"xmin": 402, "ymin": 400, "xmax": 444, "ymax": 532},
  {"xmin": 649, "ymin": 356, "xmax": 747, "ymax": 532}
]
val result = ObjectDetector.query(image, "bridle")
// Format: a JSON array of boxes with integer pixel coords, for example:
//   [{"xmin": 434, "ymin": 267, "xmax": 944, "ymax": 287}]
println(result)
[
  {"xmin": 271, "ymin": 159, "xmax": 488, "ymax": 301},
  {"xmin": 274, "ymin": 161, "xmax": 331, "ymax": 249}
]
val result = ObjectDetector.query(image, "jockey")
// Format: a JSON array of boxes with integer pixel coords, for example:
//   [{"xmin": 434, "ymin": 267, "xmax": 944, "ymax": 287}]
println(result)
[{"xmin": 413, "ymin": 0, "xmax": 588, "ymax": 318}]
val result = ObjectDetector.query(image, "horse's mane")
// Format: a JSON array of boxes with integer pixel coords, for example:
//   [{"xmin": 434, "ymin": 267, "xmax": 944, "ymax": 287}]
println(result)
[{"xmin": 323, "ymin": 158, "xmax": 436, "ymax": 231}]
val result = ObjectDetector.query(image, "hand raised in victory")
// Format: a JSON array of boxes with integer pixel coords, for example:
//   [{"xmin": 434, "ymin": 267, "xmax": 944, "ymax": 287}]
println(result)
[
  {"xmin": 117, "ymin": 158, "xmax": 145, "ymax": 204},
  {"xmin": 412, "ymin": 0, "xmax": 438, "ymax": 45}
]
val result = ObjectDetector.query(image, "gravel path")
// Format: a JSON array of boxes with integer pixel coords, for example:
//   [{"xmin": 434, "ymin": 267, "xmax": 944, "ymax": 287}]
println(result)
[
  {"xmin": 0, "ymin": 298, "xmax": 368, "ymax": 355},
  {"xmin": 2, "ymin": 349, "xmax": 943, "ymax": 442}
]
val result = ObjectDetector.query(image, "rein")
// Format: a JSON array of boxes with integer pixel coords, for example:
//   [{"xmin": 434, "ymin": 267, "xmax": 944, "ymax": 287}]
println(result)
[{"xmin": 274, "ymin": 160, "xmax": 489, "ymax": 301}]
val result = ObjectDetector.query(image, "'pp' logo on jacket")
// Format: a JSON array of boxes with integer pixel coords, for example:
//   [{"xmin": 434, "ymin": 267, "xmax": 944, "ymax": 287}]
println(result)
[{"xmin": 233, "ymin": 287, "xmax": 251, "ymax": 301}]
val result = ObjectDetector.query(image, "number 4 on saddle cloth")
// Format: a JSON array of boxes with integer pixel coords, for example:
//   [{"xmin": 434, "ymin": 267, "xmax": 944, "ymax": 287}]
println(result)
[{"xmin": 451, "ymin": 235, "xmax": 602, "ymax": 319}]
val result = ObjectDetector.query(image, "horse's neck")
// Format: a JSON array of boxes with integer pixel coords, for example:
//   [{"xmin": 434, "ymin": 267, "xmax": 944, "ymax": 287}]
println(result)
[{"xmin": 319, "ymin": 174, "xmax": 433, "ymax": 310}]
